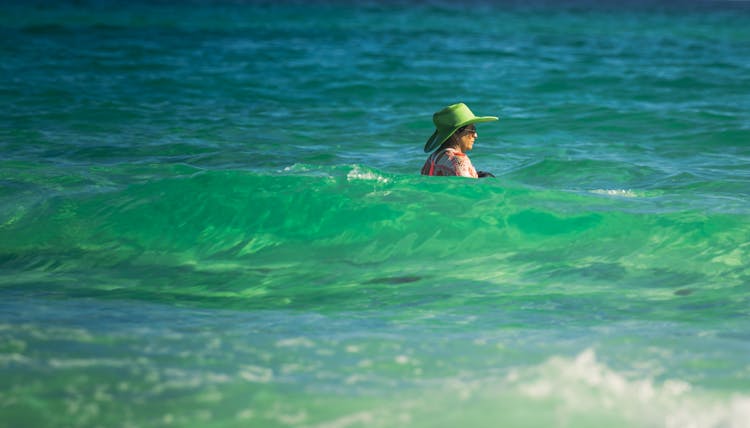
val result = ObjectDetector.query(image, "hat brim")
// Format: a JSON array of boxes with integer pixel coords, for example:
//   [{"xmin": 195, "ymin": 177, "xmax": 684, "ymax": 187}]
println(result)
[{"xmin": 423, "ymin": 116, "xmax": 498, "ymax": 153}]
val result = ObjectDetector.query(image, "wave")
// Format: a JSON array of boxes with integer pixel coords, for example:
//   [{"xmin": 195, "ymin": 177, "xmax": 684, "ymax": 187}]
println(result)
[{"xmin": 1, "ymin": 165, "xmax": 748, "ymax": 310}]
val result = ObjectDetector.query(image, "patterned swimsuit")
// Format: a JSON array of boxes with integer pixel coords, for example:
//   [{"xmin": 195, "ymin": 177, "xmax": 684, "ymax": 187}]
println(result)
[{"xmin": 421, "ymin": 148, "xmax": 478, "ymax": 178}]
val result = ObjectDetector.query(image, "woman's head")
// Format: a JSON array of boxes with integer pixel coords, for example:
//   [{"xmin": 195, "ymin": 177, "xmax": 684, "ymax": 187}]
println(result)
[
  {"xmin": 441, "ymin": 124, "xmax": 478, "ymax": 152},
  {"xmin": 424, "ymin": 103, "xmax": 498, "ymax": 153}
]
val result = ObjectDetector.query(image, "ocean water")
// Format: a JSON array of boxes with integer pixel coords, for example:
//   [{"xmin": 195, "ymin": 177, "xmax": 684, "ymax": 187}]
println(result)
[{"xmin": 2, "ymin": 0, "xmax": 750, "ymax": 426}]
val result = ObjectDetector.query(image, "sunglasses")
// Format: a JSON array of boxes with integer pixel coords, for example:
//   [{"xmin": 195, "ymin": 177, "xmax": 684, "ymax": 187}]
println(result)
[{"xmin": 458, "ymin": 126, "xmax": 477, "ymax": 135}]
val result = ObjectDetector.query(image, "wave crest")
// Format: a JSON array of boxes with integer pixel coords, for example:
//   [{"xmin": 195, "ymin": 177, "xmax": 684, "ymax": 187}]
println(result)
[{"xmin": 506, "ymin": 349, "xmax": 750, "ymax": 428}]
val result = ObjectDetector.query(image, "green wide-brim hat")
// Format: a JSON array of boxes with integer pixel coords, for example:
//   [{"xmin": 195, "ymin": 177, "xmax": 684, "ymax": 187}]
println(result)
[{"xmin": 424, "ymin": 103, "xmax": 499, "ymax": 153}]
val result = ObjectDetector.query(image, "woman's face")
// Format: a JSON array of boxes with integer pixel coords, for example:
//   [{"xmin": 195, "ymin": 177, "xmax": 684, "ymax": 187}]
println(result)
[{"xmin": 458, "ymin": 125, "xmax": 477, "ymax": 152}]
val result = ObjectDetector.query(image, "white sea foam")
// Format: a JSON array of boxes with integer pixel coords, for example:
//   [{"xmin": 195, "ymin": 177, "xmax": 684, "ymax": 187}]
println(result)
[
  {"xmin": 346, "ymin": 166, "xmax": 390, "ymax": 184},
  {"xmin": 312, "ymin": 411, "xmax": 375, "ymax": 428},
  {"xmin": 238, "ymin": 365, "xmax": 273, "ymax": 383},
  {"xmin": 276, "ymin": 337, "xmax": 316, "ymax": 348},
  {"xmin": 506, "ymin": 348, "xmax": 750, "ymax": 428},
  {"xmin": 282, "ymin": 163, "xmax": 309, "ymax": 173},
  {"xmin": 48, "ymin": 357, "xmax": 131, "ymax": 369},
  {"xmin": 590, "ymin": 189, "xmax": 638, "ymax": 198}
]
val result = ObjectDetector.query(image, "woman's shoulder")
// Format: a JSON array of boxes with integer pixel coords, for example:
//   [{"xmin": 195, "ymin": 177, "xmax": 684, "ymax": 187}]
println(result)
[{"xmin": 444, "ymin": 148, "xmax": 466, "ymax": 157}]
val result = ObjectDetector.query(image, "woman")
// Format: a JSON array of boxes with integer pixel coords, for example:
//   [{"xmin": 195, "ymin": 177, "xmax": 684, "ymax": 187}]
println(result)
[{"xmin": 421, "ymin": 103, "xmax": 498, "ymax": 178}]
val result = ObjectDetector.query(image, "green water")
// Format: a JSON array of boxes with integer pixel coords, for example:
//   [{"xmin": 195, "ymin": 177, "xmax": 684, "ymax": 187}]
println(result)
[{"xmin": 1, "ymin": 1, "xmax": 750, "ymax": 427}]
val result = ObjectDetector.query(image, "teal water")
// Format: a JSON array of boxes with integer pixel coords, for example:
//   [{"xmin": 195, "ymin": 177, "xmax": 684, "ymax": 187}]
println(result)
[{"xmin": 2, "ymin": 1, "xmax": 750, "ymax": 427}]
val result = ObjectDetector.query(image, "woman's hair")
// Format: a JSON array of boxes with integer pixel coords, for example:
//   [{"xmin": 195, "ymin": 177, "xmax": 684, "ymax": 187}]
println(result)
[{"xmin": 437, "ymin": 126, "xmax": 469, "ymax": 151}]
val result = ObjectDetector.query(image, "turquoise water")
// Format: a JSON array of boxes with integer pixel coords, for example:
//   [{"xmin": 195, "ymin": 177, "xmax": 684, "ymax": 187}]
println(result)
[{"xmin": 2, "ymin": 1, "xmax": 750, "ymax": 427}]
